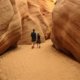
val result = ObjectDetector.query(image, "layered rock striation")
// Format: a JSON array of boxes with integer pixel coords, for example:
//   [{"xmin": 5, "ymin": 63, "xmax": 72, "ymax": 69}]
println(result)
[
  {"xmin": 17, "ymin": 0, "xmax": 55, "ymax": 44},
  {"xmin": 0, "ymin": 0, "xmax": 55, "ymax": 54},
  {"xmin": 51, "ymin": 0, "xmax": 80, "ymax": 62},
  {"xmin": 0, "ymin": 0, "xmax": 22, "ymax": 54}
]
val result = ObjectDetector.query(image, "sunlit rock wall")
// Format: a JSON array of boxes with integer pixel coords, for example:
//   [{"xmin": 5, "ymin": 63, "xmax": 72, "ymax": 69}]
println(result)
[
  {"xmin": 0, "ymin": 0, "xmax": 55, "ymax": 54},
  {"xmin": 0, "ymin": 0, "xmax": 22, "ymax": 54},
  {"xmin": 51, "ymin": 0, "xmax": 80, "ymax": 62},
  {"xmin": 38, "ymin": 0, "xmax": 55, "ymax": 39},
  {"xmin": 16, "ymin": 0, "xmax": 55, "ymax": 44}
]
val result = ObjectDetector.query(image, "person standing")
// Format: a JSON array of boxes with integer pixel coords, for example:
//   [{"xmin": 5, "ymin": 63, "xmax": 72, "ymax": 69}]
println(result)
[
  {"xmin": 37, "ymin": 33, "xmax": 41, "ymax": 48},
  {"xmin": 31, "ymin": 29, "xmax": 36, "ymax": 48}
]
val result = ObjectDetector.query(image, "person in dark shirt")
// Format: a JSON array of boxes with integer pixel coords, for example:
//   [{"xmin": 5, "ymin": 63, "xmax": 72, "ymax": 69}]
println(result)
[
  {"xmin": 31, "ymin": 29, "xmax": 36, "ymax": 48},
  {"xmin": 37, "ymin": 33, "xmax": 41, "ymax": 48}
]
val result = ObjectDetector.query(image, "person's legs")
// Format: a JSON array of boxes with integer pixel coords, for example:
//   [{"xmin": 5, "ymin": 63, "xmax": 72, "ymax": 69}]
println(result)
[
  {"xmin": 39, "ymin": 43, "xmax": 40, "ymax": 48},
  {"xmin": 37, "ymin": 43, "xmax": 39, "ymax": 48},
  {"xmin": 37, "ymin": 43, "xmax": 40, "ymax": 48},
  {"xmin": 32, "ymin": 42, "xmax": 34, "ymax": 48},
  {"xmin": 37, "ymin": 43, "xmax": 38, "ymax": 48},
  {"xmin": 32, "ymin": 41, "xmax": 36, "ymax": 49}
]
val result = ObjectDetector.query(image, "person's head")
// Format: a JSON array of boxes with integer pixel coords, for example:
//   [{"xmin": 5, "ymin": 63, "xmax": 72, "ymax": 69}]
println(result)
[{"xmin": 33, "ymin": 29, "xmax": 35, "ymax": 32}]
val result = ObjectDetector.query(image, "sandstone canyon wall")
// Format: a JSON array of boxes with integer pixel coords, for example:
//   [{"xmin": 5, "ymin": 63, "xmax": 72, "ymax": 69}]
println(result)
[
  {"xmin": 0, "ymin": 0, "xmax": 22, "ymax": 54},
  {"xmin": 0, "ymin": 0, "xmax": 55, "ymax": 54},
  {"xmin": 17, "ymin": 0, "xmax": 55, "ymax": 44},
  {"xmin": 51, "ymin": 0, "xmax": 80, "ymax": 62}
]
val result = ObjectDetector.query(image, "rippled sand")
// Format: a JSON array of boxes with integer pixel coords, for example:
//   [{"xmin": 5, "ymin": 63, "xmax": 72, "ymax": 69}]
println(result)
[{"xmin": 0, "ymin": 40, "xmax": 80, "ymax": 80}]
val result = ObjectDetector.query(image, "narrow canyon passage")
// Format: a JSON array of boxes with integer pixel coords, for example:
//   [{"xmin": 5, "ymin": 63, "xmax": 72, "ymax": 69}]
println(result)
[{"xmin": 0, "ymin": 40, "xmax": 80, "ymax": 80}]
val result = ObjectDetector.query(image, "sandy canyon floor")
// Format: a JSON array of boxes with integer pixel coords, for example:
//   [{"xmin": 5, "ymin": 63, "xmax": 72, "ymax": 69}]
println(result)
[{"xmin": 0, "ymin": 40, "xmax": 80, "ymax": 80}]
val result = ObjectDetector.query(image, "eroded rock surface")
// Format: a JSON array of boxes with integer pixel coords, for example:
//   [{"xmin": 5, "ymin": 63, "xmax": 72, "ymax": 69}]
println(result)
[
  {"xmin": 0, "ymin": 0, "xmax": 55, "ymax": 54},
  {"xmin": 17, "ymin": 0, "xmax": 55, "ymax": 44},
  {"xmin": 0, "ymin": 0, "xmax": 22, "ymax": 54},
  {"xmin": 51, "ymin": 0, "xmax": 80, "ymax": 62}
]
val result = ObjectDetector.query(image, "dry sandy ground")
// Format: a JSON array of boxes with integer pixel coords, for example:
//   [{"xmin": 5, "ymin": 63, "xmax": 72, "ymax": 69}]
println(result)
[{"xmin": 0, "ymin": 40, "xmax": 80, "ymax": 80}]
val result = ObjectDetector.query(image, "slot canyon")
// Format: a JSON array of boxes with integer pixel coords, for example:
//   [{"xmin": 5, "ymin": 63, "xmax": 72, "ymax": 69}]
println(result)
[{"xmin": 0, "ymin": 0, "xmax": 80, "ymax": 80}]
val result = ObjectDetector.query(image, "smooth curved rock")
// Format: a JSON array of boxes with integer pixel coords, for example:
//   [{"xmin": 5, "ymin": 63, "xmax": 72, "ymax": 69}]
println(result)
[
  {"xmin": 0, "ymin": 0, "xmax": 55, "ymax": 54},
  {"xmin": 0, "ymin": 0, "xmax": 22, "ymax": 54},
  {"xmin": 17, "ymin": 0, "xmax": 55, "ymax": 44},
  {"xmin": 51, "ymin": 0, "xmax": 80, "ymax": 62}
]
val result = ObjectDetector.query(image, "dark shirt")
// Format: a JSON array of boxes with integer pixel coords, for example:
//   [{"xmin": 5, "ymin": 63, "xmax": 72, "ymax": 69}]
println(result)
[
  {"xmin": 31, "ymin": 32, "xmax": 36, "ymax": 42},
  {"xmin": 37, "ymin": 34, "xmax": 41, "ymax": 43},
  {"xmin": 37, "ymin": 35, "xmax": 40, "ymax": 41}
]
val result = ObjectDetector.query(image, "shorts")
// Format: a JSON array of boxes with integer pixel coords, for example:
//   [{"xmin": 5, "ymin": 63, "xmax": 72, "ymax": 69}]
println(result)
[{"xmin": 37, "ymin": 40, "xmax": 41, "ymax": 44}]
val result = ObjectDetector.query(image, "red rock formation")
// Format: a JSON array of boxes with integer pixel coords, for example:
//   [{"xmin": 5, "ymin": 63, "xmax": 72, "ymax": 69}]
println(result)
[
  {"xmin": 51, "ymin": 0, "xmax": 80, "ymax": 62},
  {"xmin": 16, "ymin": 0, "xmax": 45, "ymax": 44},
  {"xmin": 0, "ymin": 0, "xmax": 22, "ymax": 54},
  {"xmin": 17, "ymin": 0, "xmax": 55, "ymax": 44},
  {"xmin": 0, "ymin": 0, "xmax": 55, "ymax": 54}
]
